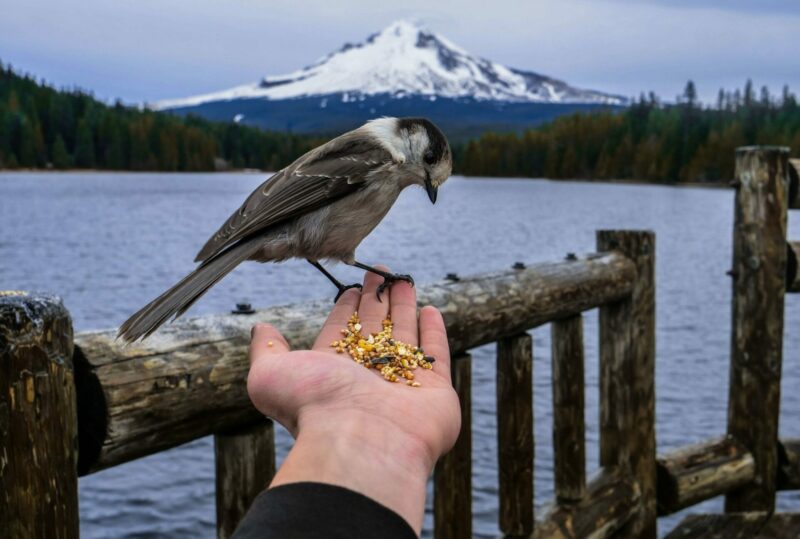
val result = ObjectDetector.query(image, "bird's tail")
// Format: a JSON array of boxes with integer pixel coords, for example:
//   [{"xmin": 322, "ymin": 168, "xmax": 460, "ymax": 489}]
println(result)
[{"xmin": 118, "ymin": 235, "xmax": 264, "ymax": 342}]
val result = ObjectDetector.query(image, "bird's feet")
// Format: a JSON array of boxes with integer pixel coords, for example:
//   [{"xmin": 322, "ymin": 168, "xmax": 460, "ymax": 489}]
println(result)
[
  {"xmin": 376, "ymin": 272, "xmax": 414, "ymax": 301},
  {"xmin": 334, "ymin": 283, "xmax": 363, "ymax": 302},
  {"xmin": 350, "ymin": 261, "xmax": 415, "ymax": 301}
]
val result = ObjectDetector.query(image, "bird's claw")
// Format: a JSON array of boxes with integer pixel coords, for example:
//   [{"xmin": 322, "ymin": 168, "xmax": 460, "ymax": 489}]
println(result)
[
  {"xmin": 334, "ymin": 283, "xmax": 363, "ymax": 302},
  {"xmin": 376, "ymin": 274, "xmax": 415, "ymax": 301}
]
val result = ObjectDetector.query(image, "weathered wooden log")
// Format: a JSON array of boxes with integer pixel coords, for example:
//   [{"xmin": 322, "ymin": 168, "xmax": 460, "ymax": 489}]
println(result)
[
  {"xmin": 73, "ymin": 253, "xmax": 636, "ymax": 474},
  {"xmin": 777, "ymin": 438, "xmax": 800, "ymax": 490},
  {"xmin": 785, "ymin": 241, "xmax": 800, "ymax": 292},
  {"xmin": 597, "ymin": 230, "xmax": 657, "ymax": 538},
  {"xmin": 0, "ymin": 292, "xmax": 79, "ymax": 538},
  {"xmin": 756, "ymin": 513, "xmax": 800, "ymax": 536},
  {"xmin": 787, "ymin": 158, "xmax": 800, "ymax": 210},
  {"xmin": 532, "ymin": 466, "xmax": 641, "ymax": 539},
  {"xmin": 656, "ymin": 436, "xmax": 754, "ymax": 515},
  {"xmin": 215, "ymin": 419, "xmax": 276, "ymax": 539},
  {"xmin": 496, "ymin": 333, "xmax": 534, "ymax": 536},
  {"xmin": 551, "ymin": 314, "xmax": 586, "ymax": 503},
  {"xmin": 664, "ymin": 512, "xmax": 769, "ymax": 539},
  {"xmin": 434, "ymin": 354, "xmax": 472, "ymax": 539},
  {"xmin": 726, "ymin": 146, "xmax": 790, "ymax": 513}
]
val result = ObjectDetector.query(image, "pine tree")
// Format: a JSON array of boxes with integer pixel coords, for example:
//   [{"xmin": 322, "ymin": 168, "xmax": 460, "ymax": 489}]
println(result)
[
  {"xmin": 744, "ymin": 79, "xmax": 755, "ymax": 107},
  {"xmin": 51, "ymin": 134, "xmax": 71, "ymax": 169},
  {"xmin": 73, "ymin": 119, "xmax": 95, "ymax": 168},
  {"xmin": 683, "ymin": 80, "xmax": 697, "ymax": 108}
]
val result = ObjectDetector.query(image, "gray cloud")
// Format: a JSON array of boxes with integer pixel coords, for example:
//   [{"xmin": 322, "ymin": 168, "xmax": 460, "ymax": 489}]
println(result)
[{"xmin": 0, "ymin": 0, "xmax": 797, "ymax": 104}]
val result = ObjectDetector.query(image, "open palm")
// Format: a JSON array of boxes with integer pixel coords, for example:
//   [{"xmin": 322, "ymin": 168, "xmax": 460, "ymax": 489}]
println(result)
[{"xmin": 247, "ymin": 267, "xmax": 461, "ymax": 467}]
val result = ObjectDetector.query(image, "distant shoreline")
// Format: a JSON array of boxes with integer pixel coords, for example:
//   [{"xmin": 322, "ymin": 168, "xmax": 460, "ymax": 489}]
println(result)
[{"xmin": 0, "ymin": 168, "xmax": 732, "ymax": 189}]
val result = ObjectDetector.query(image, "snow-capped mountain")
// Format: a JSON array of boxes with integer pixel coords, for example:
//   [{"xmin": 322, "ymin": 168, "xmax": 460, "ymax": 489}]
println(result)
[
  {"xmin": 156, "ymin": 20, "xmax": 624, "ymax": 109},
  {"xmin": 155, "ymin": 20, "xmax": 626, "ymax": 139}
]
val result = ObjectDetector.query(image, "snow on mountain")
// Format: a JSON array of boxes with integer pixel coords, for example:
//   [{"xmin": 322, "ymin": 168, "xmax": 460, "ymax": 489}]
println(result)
[{"xmin": 154, "ymin": 20, "xmax": 626, "ymax": 110}]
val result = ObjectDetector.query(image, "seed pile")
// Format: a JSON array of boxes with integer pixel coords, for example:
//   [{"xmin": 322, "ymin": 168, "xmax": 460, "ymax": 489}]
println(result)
[{"xmin": 331, "ymin": 312, "xmax": 435, "ymax": 387}]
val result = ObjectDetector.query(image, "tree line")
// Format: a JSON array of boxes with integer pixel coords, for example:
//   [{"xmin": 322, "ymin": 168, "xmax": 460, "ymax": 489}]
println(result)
[
  {"xmin": 0, "ymin": 62, "xmax": 320, "ymax": 171},
  {"xmin": 2, "ymin": 60, "xmax": 799, "ymax": 184},
  {"xmin": 456, "ymin": 81, "xmax": 800, "ymax": 183}
]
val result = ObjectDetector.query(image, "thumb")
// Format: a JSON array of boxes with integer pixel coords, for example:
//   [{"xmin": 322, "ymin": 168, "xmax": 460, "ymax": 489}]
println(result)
[{"xmin": 249, "ymin": 323, "xmax": 291, "ymax": 365}]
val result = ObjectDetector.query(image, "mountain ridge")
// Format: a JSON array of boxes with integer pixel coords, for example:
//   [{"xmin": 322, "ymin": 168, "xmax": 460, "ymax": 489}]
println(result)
[
  {"xmin": 155, "ymin": 20, "xmax": 626, "ymax": 109},
  {"xmin": 155, "ymin": 20, "xmax": 627, "ymax": 138}
]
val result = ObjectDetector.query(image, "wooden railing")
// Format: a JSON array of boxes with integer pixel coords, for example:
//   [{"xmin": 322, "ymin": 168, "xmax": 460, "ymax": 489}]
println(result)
[
  {"xmin": 2, "ymin": 236, "xmax": 648, "ymax": 538},
  {"xmin": 2, "ymin": 146, "xmax": 800, "ymax": 538}
]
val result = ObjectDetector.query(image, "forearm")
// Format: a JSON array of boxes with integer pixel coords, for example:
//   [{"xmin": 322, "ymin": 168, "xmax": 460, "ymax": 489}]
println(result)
[{"xmin": 270, "ymin": 410, "xmax": 434, "ymax": 535}]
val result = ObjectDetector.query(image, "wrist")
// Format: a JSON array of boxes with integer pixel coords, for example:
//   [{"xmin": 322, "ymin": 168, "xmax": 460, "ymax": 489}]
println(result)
[{"xmin": 270, "ymin": 408, "xmax": 434, "ymax": 534}]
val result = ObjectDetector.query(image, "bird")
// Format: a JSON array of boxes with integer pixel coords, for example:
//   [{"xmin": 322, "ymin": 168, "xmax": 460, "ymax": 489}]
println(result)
[{"xmin": 118, "ymin": 117, "xmax": 452, "ymax": 342}]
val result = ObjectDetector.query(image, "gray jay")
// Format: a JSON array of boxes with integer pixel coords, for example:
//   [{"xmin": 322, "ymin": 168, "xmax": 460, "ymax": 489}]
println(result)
[{"xmin": 118, "ymin": 117, "xmax": 452, "ymax": 342}]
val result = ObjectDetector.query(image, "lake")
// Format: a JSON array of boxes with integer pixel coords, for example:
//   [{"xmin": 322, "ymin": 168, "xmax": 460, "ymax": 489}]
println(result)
[{"xmin": 2, "ymin": 172, "xmax": 799, "ymax": 538}]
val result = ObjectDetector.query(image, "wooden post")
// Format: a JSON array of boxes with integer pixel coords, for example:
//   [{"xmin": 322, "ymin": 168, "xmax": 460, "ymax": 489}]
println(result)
[
  {"xmin": 551, "ymin": 314, "xmax": 586, "ymax": 503},
  {"xmin": 726, "ymin": 146, "xmax": 790, "ymax": 512},
  {"xmin": 434, "ymin": 353, "xmax": 472, "ymax": 539},
  {"xmin": 0, "ymin": 292, "xmax": 79, "ymax": 538},
  {"xmin": 496, "ymin": 334, "xmax": 534, "ymax": 536},
  {"xmin": 215, "ymin": 419, "xmax": 276, "ymax": 539},
  {"xmin": 597, "ymin": 230, "xmax": 656, "ymax": 538}
]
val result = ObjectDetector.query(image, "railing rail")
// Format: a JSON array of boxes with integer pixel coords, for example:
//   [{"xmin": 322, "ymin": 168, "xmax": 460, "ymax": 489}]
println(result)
[{"xmin": 72, "ymin": 251, "xmax": 637, "ymax": 476}]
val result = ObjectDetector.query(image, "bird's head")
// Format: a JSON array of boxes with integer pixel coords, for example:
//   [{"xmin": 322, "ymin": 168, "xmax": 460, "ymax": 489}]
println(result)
[
  {"xmin": 365, "ymin": 117, "xmax": 452, "ymax": 204},
  {"xmin": 396, "ymin": 118, "xmax": 452, "ymax": 204}
]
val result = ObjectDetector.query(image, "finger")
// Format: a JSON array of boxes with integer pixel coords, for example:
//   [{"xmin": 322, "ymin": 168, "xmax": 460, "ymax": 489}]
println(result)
[
  {"xmin": 249, "ymin": 323, "xmax": 290, "ymax": 365},
  {"xmin": 419, "ymin": 306, "xmax": 451, "ymax": 382},
  {"xmin": 389, "ymin": 279, "xmax": 418, "ymax": 347},
  {"xmin": 312, "ymin": 287, "xmax": 362, "ymax": 350},
  {"xmin": 357, "ymin": 265, "xmax": 391, "ymax": 335}
]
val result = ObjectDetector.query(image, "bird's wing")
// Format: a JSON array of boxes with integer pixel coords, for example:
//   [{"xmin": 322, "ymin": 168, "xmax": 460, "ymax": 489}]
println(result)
[{"xmin": 194, "ymin": 133, "xmax": 395, "ymax": 262}]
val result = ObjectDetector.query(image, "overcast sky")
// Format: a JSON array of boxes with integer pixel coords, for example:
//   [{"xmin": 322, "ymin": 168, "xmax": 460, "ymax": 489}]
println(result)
[{"xmin": 2, "ymin": 0, "xmax": 798, "ymax": 104}]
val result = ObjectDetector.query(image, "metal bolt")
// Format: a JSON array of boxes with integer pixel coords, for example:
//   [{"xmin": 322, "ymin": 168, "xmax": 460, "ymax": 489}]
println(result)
[
  {"xmin": 747, "ymin": 256, "xmax": 761, "ymax": 270},
  {"xmin": 445, "ymin": 273, "xmax": 460, "ymax": 282},
  {"xmin": 513, "ymin": 262, "xmax": 526, "ymax": 270},
  {"xmin": 232, "ymin": 302, "xmax": 255, "ymax": 315},
  {"xmin": 565, "ymin": 253, "xmax": 577, "ymax": 261},
  {"xmin": 726, "ymin": 269, "xmax": 739, "ymax": 278}
]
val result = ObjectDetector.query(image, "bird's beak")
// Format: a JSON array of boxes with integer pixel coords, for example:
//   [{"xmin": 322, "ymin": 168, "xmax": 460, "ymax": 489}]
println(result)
[{"xmin": 425, "ymin": 175, "xmax": 438, "ymax": 204}]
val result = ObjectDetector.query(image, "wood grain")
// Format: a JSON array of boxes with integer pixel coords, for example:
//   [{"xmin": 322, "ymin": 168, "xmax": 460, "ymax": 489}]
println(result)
[
  {"xmin": 726, "ymin": 146, "xmax": 789, "ymax": 512},
  {"xmin": 0, "ymin": 293, "xmax": 79, "ymax": 539},
  {"xmin": 551, "ymin": 314, "xmax": 586, "ymax": 503},
  {"xmin": 657, "ymin": 435, "xmax": 754, "ymax": 515},
  {"xmin": 496, "ymin": 333, "xmax": 534, "ymax": 536},
  {"xmin": 434, "ymin": 354, "xmax": 472, "ymax": 539},
  {"xmin": 215, "ymin": 420, "xmax": 276, "ymax": 539},
  {"xmin": 533, "ymin": 466, "xmax": 641, "ymax": 539},
  {"xmin": 597, "ymin": 230, "xmax": 657, "ymax": 538}
]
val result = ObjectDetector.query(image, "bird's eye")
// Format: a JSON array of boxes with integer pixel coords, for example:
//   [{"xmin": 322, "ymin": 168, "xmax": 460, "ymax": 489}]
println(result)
[{"xmin": 423, "ymin": 151, "xmax": 435, "ymax": 165}]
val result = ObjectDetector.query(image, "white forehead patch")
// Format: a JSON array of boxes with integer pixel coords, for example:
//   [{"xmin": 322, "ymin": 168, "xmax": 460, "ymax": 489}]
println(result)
[{"xmin": 362, "ymin": 118, "xmax": 406, "ymax": 163}]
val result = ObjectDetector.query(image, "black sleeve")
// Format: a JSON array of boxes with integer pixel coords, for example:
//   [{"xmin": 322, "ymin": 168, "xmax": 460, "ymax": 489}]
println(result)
[{"xmin": 231, "ymin": 482, "xmax": 418, "ymax": 539}]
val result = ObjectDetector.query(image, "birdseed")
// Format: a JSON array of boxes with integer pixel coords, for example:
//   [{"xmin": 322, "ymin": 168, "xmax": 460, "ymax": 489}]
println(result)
[{"xmin": 331, "ymin": 312, "xmax": 433, "ymax": 387}]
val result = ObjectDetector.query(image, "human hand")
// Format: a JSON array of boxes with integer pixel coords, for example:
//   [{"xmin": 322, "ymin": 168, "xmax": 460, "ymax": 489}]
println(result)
[{"xmin": 246, "ymin": 268, "xmax": 461, "ymax": 533}]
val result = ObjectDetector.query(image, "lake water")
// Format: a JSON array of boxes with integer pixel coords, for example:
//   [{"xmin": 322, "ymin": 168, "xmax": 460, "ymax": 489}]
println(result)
[{"xmin": 2, "ymin": 172, "xmax": 799, "ymax": 538}]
